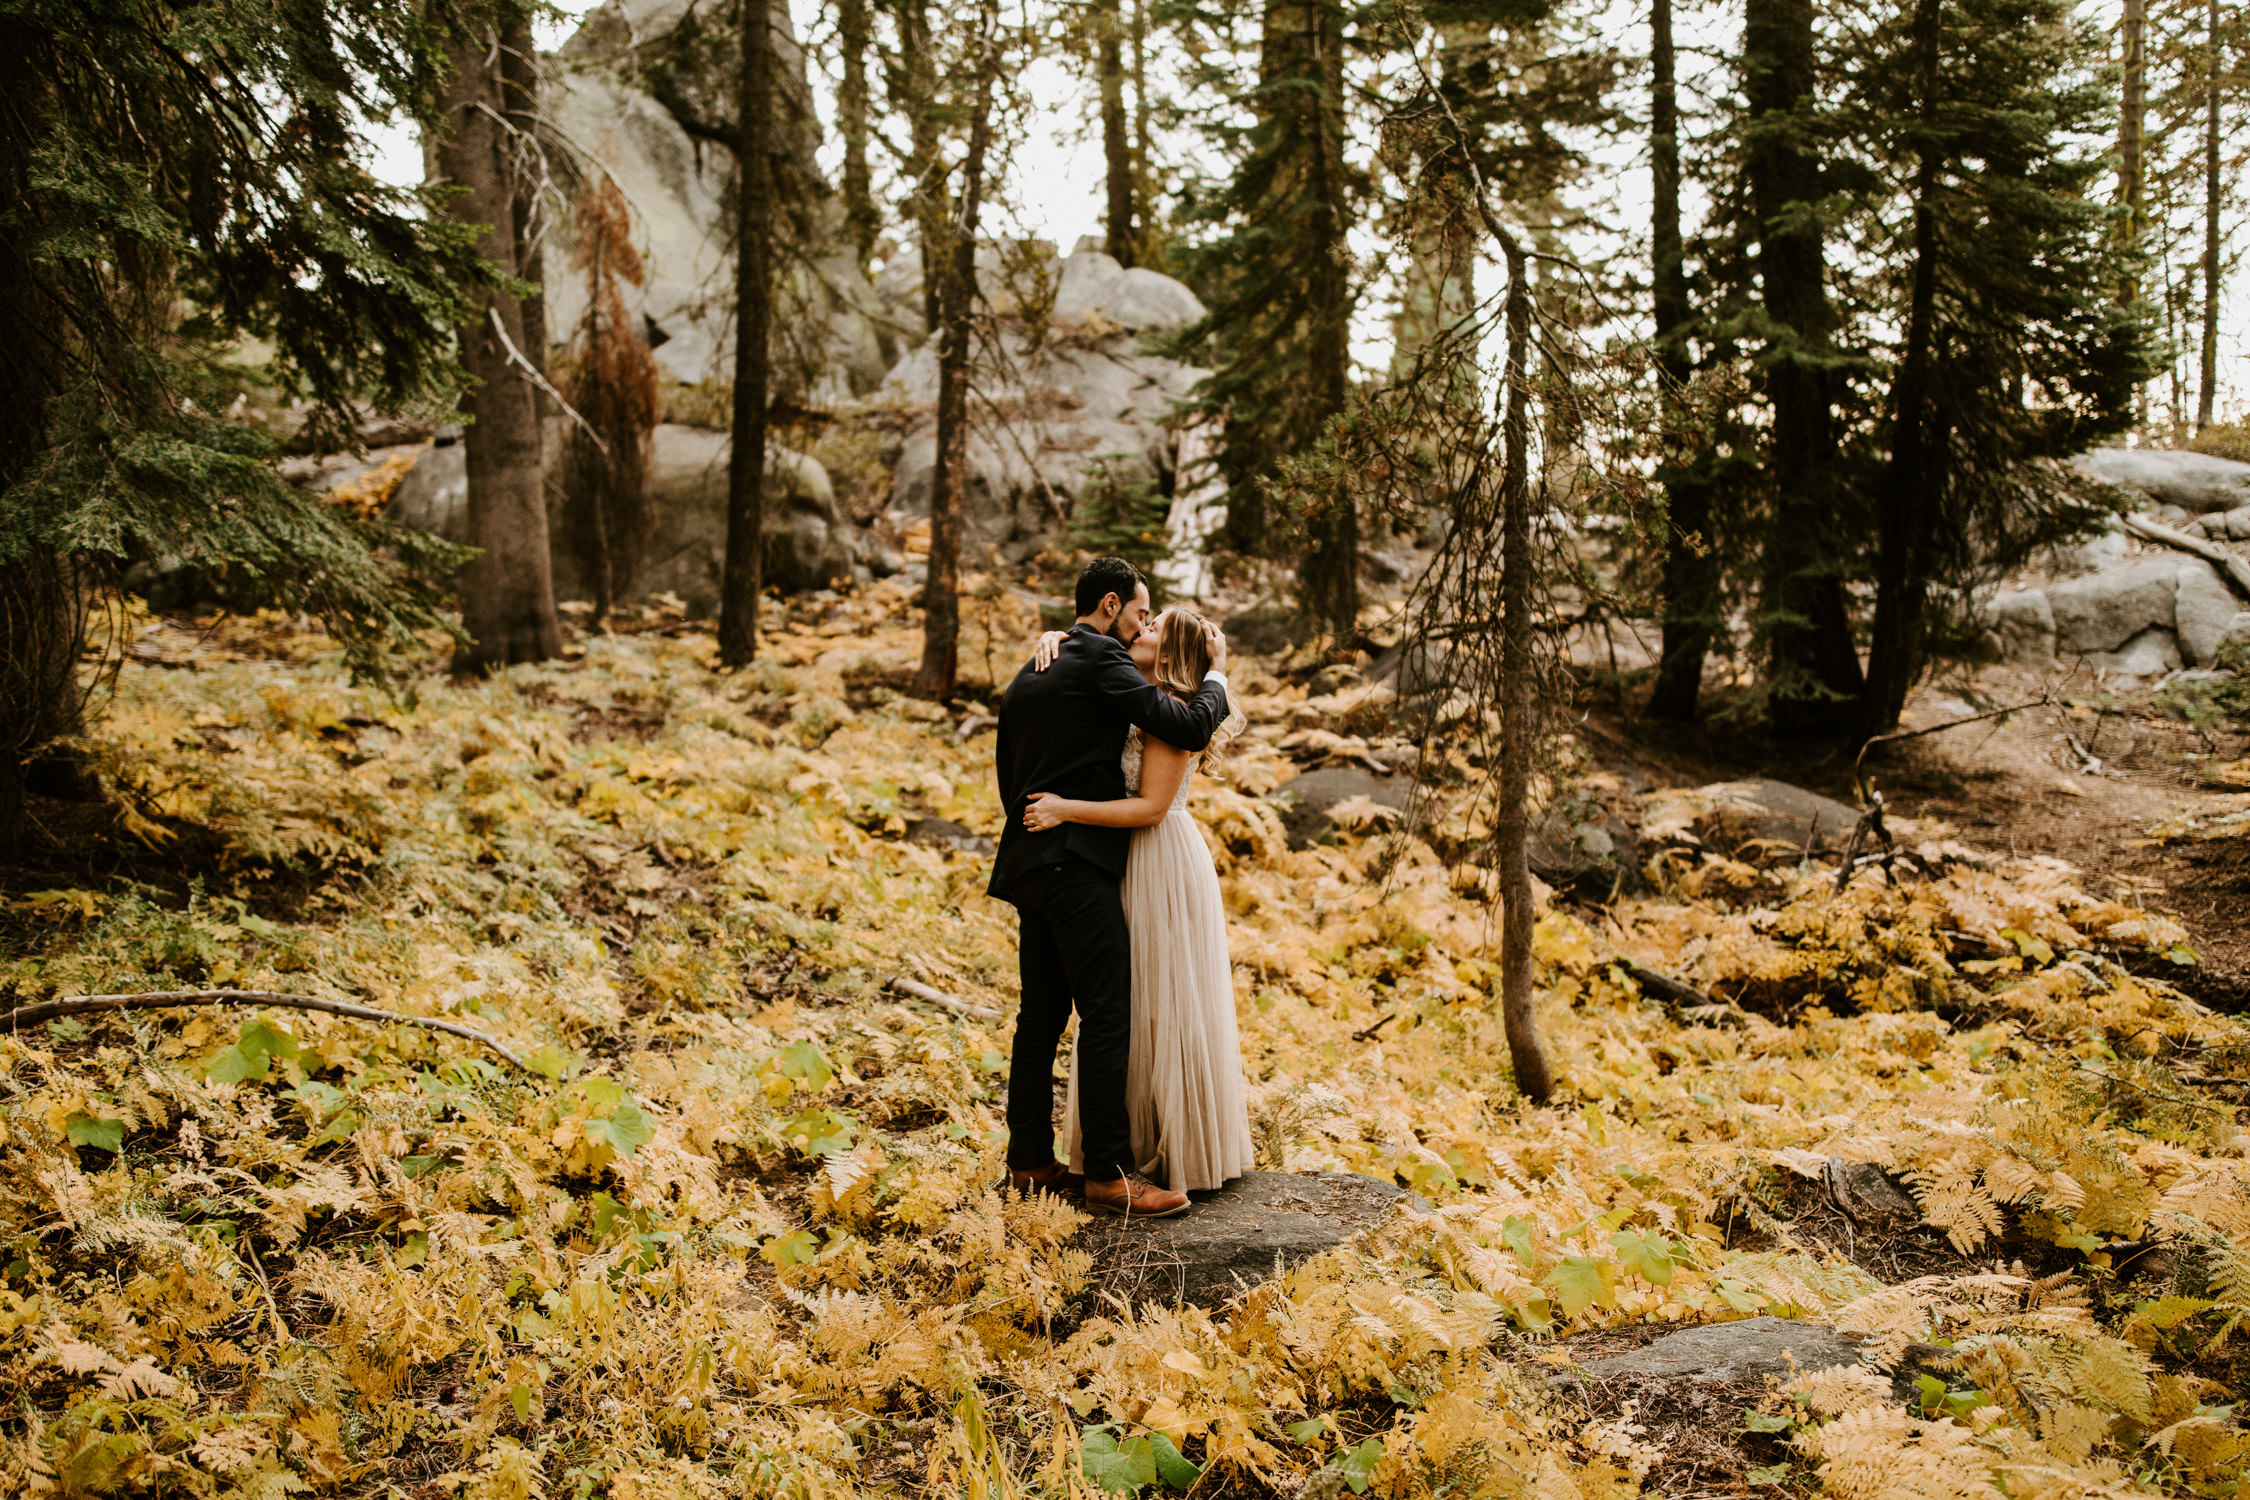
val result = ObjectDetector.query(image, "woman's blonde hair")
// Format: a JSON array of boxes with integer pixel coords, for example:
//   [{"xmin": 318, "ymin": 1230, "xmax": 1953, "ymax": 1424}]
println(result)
[{"xmin": 1150, "ymin": 607, "xmax": 1240, "ymax": 769}]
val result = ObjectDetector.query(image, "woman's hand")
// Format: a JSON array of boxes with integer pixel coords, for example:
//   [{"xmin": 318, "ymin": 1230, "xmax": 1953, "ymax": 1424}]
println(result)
[
  {"xmin": 1023, "ymin": 792, "xmax": 1073, "ymax": 831},
  {"xmin": 1031, "ymin": 630, "xmax": 1069, "ymax": 671}
]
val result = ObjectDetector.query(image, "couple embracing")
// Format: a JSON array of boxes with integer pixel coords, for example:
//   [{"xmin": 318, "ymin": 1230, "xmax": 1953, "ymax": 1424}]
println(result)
[{"xmin": 987, "ymin": 557, "xmax": 1254, "ymax": 1218}]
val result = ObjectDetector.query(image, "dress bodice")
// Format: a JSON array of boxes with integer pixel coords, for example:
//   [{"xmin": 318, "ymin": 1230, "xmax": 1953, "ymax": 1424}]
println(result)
[{"xmin": 1122, "ymin": 727, "xmax": 1198, "ymax": 817}]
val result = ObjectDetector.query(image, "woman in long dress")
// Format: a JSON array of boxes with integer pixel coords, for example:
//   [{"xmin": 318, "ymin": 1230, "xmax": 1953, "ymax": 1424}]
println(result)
[{"xmin": 1022, "ymin": 607, "xmax": 1256, "ymax": 1194}]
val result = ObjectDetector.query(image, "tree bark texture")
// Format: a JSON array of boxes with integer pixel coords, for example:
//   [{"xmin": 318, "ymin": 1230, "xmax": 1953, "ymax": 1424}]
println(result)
[
  {"xmin": 2119, "ymin": 0, "xmax": 2146, "ymax": 304},
  {"xmin": 1743, "ymin": 0, "xmax": 1861, "ymax": 727},
  {"xmin": 441, "ymin": 18, "xmax": 561, "ymax": 674},
  {"xmin": 1645, "ymin": 0, "xmax": 1718, "ymax": 720},
  {"xmin": 720, "ymin": 0, "xmax": 775, "ymax": 668},
  {"xmin": 1098, "ymin": 0, "xmax": 1136, "ymax": 266},
  {"xmin": 2199, "ymin": 0, "xmax": 2222, "ymax": 430},
  {"xmin": 838, "ymin": 0, "xmax": 879, "ymax": 266},
  {"xmin": 1277, "ymin": 0, "xmax": 1358, "ymax": 639},
  {"xmin": 1496, "ymin": 235, "xmax": 1554, "ymax": 1105},
  {"xmin": 891, "ymin": 0, "xmax": 948, "ymax": 340},
  {"xmin": 498, "ymin": 13, "xmax": 546, "ymax": 429},
  {"xmin": 1862, "ymin": 0, "xmax": 1946, "ymax": 737},
  {"xmin": 914, "ymin": 3, "xmax": 999, "ymax": 700}
]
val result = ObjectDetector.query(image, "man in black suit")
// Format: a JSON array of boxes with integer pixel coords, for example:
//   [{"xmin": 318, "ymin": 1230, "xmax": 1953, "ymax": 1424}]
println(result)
[{"xmin": 988, "ymin": 557, "xmax": 1231, "ymax": 1217}]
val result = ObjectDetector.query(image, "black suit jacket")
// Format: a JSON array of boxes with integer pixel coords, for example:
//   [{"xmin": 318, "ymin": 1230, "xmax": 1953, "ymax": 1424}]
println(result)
[{"xmin": 987, "ymin": 624, "xmax": 1230, "ymax": 898}]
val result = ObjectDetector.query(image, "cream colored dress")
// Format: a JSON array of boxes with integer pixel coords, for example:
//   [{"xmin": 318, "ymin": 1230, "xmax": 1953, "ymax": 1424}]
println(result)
[{"xmin": 1063, "ymin": 723, "xmax": 1256, "ymax": 1193}]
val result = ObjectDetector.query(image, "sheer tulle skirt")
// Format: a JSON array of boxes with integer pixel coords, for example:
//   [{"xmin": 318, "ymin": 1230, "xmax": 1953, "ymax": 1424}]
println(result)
[{"xmin": 1063, "ymin": 810, "xmax": 1256, "ymax": 1192}]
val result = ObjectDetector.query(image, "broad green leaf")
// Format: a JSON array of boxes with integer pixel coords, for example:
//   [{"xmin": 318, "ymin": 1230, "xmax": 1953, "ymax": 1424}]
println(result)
[
  {"xmin": 574, "ymin": 1077, "xmax": 627, "ymax": 1112},
  {"xmin": 589, "ymin": 1191, "xmax": 633, "ymax": 1240},
  {"xmin": 1747, "ymin": 1463, "xmax": 1790, "ymax": 1485},
  {"xmin": 2000, "ymin": 927, "xmax": 2054, "ymax": 965},
  {"xmin": 310, "ymin": 1109, "xmax": 361, "ymax": 1147},
  {"xmin": 1148, "ymin": 1431, "xmax": 1200, "ymax": 1490},
  {"xmin": 509, "ymin": 1383, "xmax": 533, "ymax": 1421},
  {"xmin": 1081, "ymin": 1430, "xmax": 1157, "ymax": 1494},
  {"xmin": 781, "ymin": 1107, "xmax": 857, "ymax": 1156},
  {"xmin": 205, "ymin": 1044, "xmax": 264, "ymax": 1085},
  {"xmin": 584, "ymin": 1101, "xmax": 653, "ymax": 1157},
  {"xmin": 761, "ymin": 1229, "xmax": 818, "ymax": 1267},
  {"xmin": 525, "ymin": 1044, "xmax": 574, "ymax": 1081},
  {"xmin": 1541, "ymin": 1256, "xmax": 1616, "ymax": 1318},
  {"xmin": 777, "ymin": 1040, "xmax": 835, "ymax": 1091},
  {"xmin": 1338, "ymin": 1437, "xmax": 1384, "ymax": 1494},
  {"xmin": 1742, "ymin": 1410, "xmax": 1793, "ymax": 1433},
  {"xmin": 1713, "ymin": 1277, "xmax": 1767, "ymax": 1314},
  {"xmin": 65, "ymin": 1113, "xmax": 124, "ymax": 1153},
  {"xmin": 1611, "ymin": 1227, "xmax": 1677, "ymax": 1286},
  {"xmin": 1501, "ymin": 1214, "xmax": 1538, "ymax": 1268},
  {"xmin": 1286, "ymin": 1417, "xmax": 1329, "ymax": 1443}
]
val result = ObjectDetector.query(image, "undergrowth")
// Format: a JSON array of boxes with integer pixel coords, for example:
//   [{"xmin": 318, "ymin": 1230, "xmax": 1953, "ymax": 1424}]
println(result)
[{"xmin": 0, "ymin": 577, "xmax": 2245, "ymax": 1498}]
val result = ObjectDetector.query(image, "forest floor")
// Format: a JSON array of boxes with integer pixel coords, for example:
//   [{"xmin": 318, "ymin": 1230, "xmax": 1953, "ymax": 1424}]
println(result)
[
  {"xmin": 1577, "ymin": 660, "xmax": 2250, "ymax": 1013},
  {"xmin": 0, "ymin": 581, "xmax": 2246, "ymax": 1499}
]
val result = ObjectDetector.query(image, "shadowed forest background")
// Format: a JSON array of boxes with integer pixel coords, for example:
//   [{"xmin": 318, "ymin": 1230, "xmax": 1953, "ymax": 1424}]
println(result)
[{"xmin": 5, "ymin": 0, "xmax": 2250, "ymax": 1494}]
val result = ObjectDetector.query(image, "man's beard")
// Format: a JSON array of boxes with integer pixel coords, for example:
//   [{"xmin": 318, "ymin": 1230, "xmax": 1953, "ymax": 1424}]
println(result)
[{"xmin": 1105, "ymin": 616, "xmax": 1136, "ymax": 646}]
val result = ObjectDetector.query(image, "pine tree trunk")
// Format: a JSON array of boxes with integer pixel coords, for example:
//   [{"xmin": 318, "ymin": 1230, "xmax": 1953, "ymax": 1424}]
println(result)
[
  {"xmin": 839, "ymin": 0, "xmax": 878, "ymax": 267},
  {"xmin": 1863, "ymin": 0, "xmax": 1945, "ymax": 737},
  {"xmin": 914, "ymin": 5, "xmax": 999, "ymax": 701},
  {"xmin": 498, "ymin": 14, "xmax": 545, "ymax": 430},
  {"xmin": 1130, "ymin": 0, "xmax": 1152, "ymax": 250},
  {"xmin": 442, "ymin": 19, "xmax": 561, "ymax": 674},
  {"xmin": 1496, "ymin": 233, "xmax": 1553, "ymax": 1106},
  {"xmin": 1289, "ymin": 0, "xmax": 1357, "ymax": 640},
  {"xmin": 1744, "ymin": 0, "xmax": 1860, "ymax": 729},
  {"xmin": 720, "ymin": 0, "xmax": 773, "ymax": 668},
  {"xmin": 1646, "ymin": 0, "xmax": 1718, "ymax": 720},
  {"xmin": 1098, "ymin": 0, "xmax": 1136, "ymax": 266},
  {"xmin": 2199, "ymin": 0, "xmax": 2222, "ymax": 430},
  {"xmin": 2120, "ymin": 0, "xmax": 2146, "ymax": 304},
  {"xmin": 893, "ymin": 0, "xmax": 948, "ymax": 340}
]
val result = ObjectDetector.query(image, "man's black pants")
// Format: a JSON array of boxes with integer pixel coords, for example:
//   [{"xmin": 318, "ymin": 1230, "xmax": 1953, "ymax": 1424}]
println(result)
[{"xmin": 1004, "ymin": 854, "xmax": 1131, "ymax": 1182}]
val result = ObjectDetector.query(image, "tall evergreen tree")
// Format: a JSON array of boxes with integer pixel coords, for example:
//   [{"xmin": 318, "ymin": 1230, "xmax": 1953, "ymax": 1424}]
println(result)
[
  {"xmin": 1742, "ymin": 0, "xmax": 1862, "ymax": 730},
  {"xmin": 913, "ymin": 0, "xmax": 1004, "ymax": 700},
  {"xmin": 837, "ymin": 0, "xmax": 881, "ymax": 267},
  {"xmin": 0, "ymin": 0, "xmax": 485, "ymax": 843},
  {"xmin": 1095, "ymin": 0, "xmax": 1141, "ymax": 265},
  {"xmin": 1853, "ymin": 0, "xmax": 2148, "ymax": 732},
  {"xmin": 1174, "ymin": 0, "xmax": 1356, "ymax": 629},
  {"xmin": 1645, "ymin": 0, "xmax": 1721, "ymax": 719}
]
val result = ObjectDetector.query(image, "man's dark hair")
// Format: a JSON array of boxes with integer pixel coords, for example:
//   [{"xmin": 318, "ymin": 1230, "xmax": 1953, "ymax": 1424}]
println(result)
[{"xmin": 1075, "ymin": 556, "xmax": 1145, "ymax": 618}]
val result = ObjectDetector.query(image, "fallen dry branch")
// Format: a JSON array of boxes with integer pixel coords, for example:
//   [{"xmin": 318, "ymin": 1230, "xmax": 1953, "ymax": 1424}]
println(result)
[
  {"xmin": 2120, "ymin": 512, "xmax": 2250, "ymax": 600},
  {"xmin": 1854, "ymin": 694, "xmax": 2053, "ymax": 797},
  {"xmin": 887, "ymin": 974, "xmax": 1002, "ymax": 1022},
  {"xmin": 0, "ymin": 989, "xmax": 527, "ymax": 1069},
  {"xmin": 1614, "ymin": 959, "xmax": 1751, "ymax": 1026}
]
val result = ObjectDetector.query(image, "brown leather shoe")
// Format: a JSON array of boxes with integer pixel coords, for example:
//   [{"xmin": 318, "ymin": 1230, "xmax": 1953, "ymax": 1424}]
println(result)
[
  {"xmin": 1006, "ymin": 1162, "xmax": 1085, "ymax": 1198},
  {"xmin": 1083, "ymin": 1174, "xmax": 1190, "ymax": 1218}
]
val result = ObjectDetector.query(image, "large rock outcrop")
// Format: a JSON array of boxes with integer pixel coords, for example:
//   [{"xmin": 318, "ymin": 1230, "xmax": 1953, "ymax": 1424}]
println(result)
[
  {"xmin": 1985, "ymin": 552, "xmax": 2250, "ymax": 671},
  {"xmin": 873, "ymin": 246, "xmax": 1219, "ymax": 555},
  {"xmin": 385, "ymin": 425, "xmax": 854, "ymax": 609},
  {"xmin": 2073, "ymin": 448, "xmax": 2250, "ymax": 514},
  {"xmin": 544, "ymin": 0, "xmax": 892, "ymax": 402}
]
